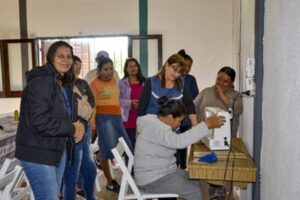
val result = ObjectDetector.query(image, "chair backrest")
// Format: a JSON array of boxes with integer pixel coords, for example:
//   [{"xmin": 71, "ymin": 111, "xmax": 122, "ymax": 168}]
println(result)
[
  {"xmin": 0, "ymin": 158, "xmax": 32, "ymax": 200},
  {"xmin": 0, "ymin": 159, "xmax": 21, "ymax": 177},
  {"xmin": 112, "ymin": 137, "xmax": 179, "ymax": 200},
  {"xmin": 111, "ymin": 137, "xmax": 144, "ymax": 199},
  {"xmin": 90, "ymin": 137, "xmax": 99, "ymax": 154},
  {"xmin": 118, "ymin": 137, "xmax": 134, "ymax": 173},
  {"xmin": 0, "ymin": 166, "xmax": 18, "ymax": 190}
]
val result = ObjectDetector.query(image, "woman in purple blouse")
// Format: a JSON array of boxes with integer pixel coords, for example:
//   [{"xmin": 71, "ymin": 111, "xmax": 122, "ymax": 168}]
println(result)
[{"xmin": 119, "ymin": 58, "xmax": 146, "ymax": 150}]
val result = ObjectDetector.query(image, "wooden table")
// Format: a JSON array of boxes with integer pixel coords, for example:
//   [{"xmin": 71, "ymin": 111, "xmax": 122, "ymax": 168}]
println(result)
[{"xmin": 188, "ymin": 138, "xmax": 256, "ymax": 199}]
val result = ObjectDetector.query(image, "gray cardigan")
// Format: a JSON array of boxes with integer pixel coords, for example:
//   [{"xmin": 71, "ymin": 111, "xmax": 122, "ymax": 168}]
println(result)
[
  {"xmin": 134, "ymin": 114, "xmax": 209, "ymax": 186},
  {"xmin": 194, "ymin": 85, "xmax": 243, "ymax": 137}
]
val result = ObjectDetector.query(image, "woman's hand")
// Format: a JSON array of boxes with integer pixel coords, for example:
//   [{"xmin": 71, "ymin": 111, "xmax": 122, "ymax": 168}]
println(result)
[
  {"xmin": 73, "ymin": 121, "xmax": 85, "ymax": 143},
  {"xmin": 204, "ymin": 115, "xmax": 226, "ymax": 129},
  {"xmin": 216, "ymin": 85, "xmax": 230, "ymax": 106},
  {"xmin": 216, "ymin": 85, "xmax": 227, "ymax": 96},
  {"xmin": 131, "ymin": 99, "xmax": 139, "ymax": 109},
  {"xmin": 77, "ymin": 95, "xmax": 93, "ymax": 121}
]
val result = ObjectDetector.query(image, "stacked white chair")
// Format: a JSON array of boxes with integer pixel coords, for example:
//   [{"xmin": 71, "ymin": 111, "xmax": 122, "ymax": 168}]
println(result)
[
  {"xmin": 0, "ymin": 158, "xmax": 33, "ymax": 200},
  {"xmin": 111, "ymin": 137, "xmax": 179, "ymax": 200},
  {"xmin": 88, "ymin": 136, "xmax": 103, "ymax": 194}
]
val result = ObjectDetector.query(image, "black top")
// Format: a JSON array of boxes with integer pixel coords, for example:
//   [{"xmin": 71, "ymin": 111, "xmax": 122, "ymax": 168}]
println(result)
[{"xmin": 15, "ymin": 64, "xmax": 76, "ymax": 166}]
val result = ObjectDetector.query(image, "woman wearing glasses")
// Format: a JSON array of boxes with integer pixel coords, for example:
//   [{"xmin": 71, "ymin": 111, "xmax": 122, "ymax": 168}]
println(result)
[{"xmin": 138, "ymin": 53, "xmax": 197, "ymax": 127}]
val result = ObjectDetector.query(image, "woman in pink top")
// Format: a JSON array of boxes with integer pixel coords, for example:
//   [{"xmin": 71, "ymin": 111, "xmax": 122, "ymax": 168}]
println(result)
[{"xmin": 119, "ymin": 58, "xmax": 146, "ymax": 150}]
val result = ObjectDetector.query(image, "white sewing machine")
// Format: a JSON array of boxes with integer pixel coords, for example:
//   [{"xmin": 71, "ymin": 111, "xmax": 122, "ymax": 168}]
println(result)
[{"xmin": 201, "ymin": 107, "xmax": 232, "ymax": 150}]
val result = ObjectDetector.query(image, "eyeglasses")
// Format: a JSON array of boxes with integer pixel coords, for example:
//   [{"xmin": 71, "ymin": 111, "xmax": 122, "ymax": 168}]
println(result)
[
  {"xmin": 170, "ymin": 64, "xmax": 182, "ymax": 74},
  {"xmin": 55, "ymin": 54, "xmax": 73, "ymax": 61}
]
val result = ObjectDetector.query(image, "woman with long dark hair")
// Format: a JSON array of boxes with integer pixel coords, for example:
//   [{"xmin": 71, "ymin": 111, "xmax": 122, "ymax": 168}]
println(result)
[
  {"xmin": 15, "ymin": 41, "xmax": 85, "ymax": 200},
  {"xmin": 194, "ymin": 66, "xmax": 243, "ymax": 137},
  {"xmin": 119, "ymin": 58, "xmax": 146, "ymax": 150}
]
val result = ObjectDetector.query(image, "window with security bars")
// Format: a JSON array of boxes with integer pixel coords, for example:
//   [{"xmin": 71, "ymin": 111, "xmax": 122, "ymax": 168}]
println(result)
[
  {"xmin": 0, "ymin": 35, "xmax": 162, "ymax": 97},
  {"xmin": 37, "ymin": 36, "xmax": 129, "ymax": 79}
]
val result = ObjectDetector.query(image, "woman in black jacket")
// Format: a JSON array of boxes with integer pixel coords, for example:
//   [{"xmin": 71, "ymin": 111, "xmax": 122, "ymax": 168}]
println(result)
[{"xmin": 15, "ymin": 41, "xmax": 85, "ymax": 200}]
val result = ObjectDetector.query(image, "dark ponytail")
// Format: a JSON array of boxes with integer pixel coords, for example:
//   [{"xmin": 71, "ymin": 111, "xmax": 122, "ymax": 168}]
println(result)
[
  {"xmin": 178, "ymin": 49, "xmax": 193, "ymax": 62},
  {"xmin": 157, "ymin": 96, "xmax": 186, "ymax": 118}
]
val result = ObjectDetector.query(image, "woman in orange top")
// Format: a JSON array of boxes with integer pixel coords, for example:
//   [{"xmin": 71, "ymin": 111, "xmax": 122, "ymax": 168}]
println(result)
[{"xmin": 89, "ymin": 56, "xmax": 132, "ymax": 193}]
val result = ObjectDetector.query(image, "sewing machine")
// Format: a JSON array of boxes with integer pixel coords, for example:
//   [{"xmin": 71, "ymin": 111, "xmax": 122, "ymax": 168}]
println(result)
[{"xmin": 201, "ymin": 107, "xmax": 232, "ymax": 150}]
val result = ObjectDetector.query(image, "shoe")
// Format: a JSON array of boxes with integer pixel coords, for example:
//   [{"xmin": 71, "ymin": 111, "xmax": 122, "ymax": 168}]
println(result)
[
  {"xmin": 76, "ymin": 189, "xmax": 85, "ymax": 198},
  {"xmin": 106, "ymin": 179, "xmax": 120, "ymax": 193}
]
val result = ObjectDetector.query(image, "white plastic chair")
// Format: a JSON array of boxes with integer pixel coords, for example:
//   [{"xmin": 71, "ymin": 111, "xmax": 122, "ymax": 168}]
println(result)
[
  {"xmin": 0, "ymin": 158, "xmax": 33, "ymax": 200},
  {"xmin": 89, "ymin": 136, "xmax": 103, "ymax": 193},
  {"xmin": 111, "ymin": 137, "xmax": 179, "ymax": 200},
  {"xmin": 0, "ymin": 158, "xmax": 21, "ymax": 177}
]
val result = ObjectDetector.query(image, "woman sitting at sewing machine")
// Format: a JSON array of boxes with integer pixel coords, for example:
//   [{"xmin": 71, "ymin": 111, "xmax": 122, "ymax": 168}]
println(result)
[{"xmin": 134, "ymin": 96, "xmax": 225, "ymax": 200}]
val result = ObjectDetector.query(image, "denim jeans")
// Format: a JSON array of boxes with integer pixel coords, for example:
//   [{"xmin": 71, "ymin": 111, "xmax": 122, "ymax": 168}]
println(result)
[
  {"xmin": 96, "ymin": 114, "xmax": 133, "ymax": 160},
  {"xmin": 63, "ymin": 138, "xmax": 84, "ymax": 200},
  {"xmin": 21, "ymin": 150, "xmax": 66, "ymax": 200},
  {"xmin": 77, "ymin": 124, "xmax": 97, "ymax": 200}
]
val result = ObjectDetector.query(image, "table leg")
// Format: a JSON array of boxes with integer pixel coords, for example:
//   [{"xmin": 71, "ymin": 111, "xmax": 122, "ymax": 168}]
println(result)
[
  {"xmin": 199, "ymin": 180, "xmax": 210, "ymax": 200},
  {"xmin": 224, "ymin": 181, "xmax": 234, "ymax": 200}
]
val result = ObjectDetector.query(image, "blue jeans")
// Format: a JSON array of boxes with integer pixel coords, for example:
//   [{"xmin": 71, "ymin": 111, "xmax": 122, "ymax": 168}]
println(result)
[
  {"xmin": 63, "ymin": 138, "xmax": 84, "ymax": 200},
  {"xmin": 96, "ymin": 114, "xmax": 133, "ymax": 160},
  {"xmin": 77, "ymin": 124, "xmax": 97, "ymax": 200},
  {"xmin": 21, "ymin": 150, "xmax": 66, "ymax": 200}
]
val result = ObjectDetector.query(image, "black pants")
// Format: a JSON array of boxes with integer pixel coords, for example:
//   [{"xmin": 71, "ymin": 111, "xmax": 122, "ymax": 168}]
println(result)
[{"xmin": 175, "ymin": 125, "xmax": 192, "ymax": 169}]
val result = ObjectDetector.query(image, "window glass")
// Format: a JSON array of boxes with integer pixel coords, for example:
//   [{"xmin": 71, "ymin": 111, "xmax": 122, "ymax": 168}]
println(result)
[
  {"xmin": 38, "ymin": 36, "xmax": 129, "ymax": 79},
  {"xmin": 0, "ymin": 48, "xmax": 3, "ymax": 92},
  {"xmin": 8, "ymin": 42, "xmax": 33, "ymax": 91}
]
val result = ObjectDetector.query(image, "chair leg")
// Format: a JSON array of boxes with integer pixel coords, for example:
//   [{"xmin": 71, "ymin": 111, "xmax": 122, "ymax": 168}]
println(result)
[
  {"xmin": 95, "ymin": 169, "xmax": 103, "ymax": 192},
  {"xmin": 109, "ymin": 160, "xmax": 115, "ymax": 180}
]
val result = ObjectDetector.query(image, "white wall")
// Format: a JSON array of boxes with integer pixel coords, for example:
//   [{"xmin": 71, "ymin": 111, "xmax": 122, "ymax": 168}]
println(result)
[
  {"xmin": 0, "ymin": 0, "xmax": 21, "ymax": 112},
  {"xmin": 0, "ymin": 98, "xmax": 20, "ymax": 113},
  {"xmin": 262, "ymin": 1, "xmax": 300, "ymax": 199},
  {"xmin": 239, "ymin": 1, "xmax": 255, "ymax": 199},
  {"xmin": 148, "ymin": 0, "xmax": 238, "ymax": 90},
  {"xmin": 27, "ymin": 0, "xmax": 139, "ymax": 37},
  {"xmin": 0, "ymin": 0, "xmax": 20, "ymax": 39}
]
